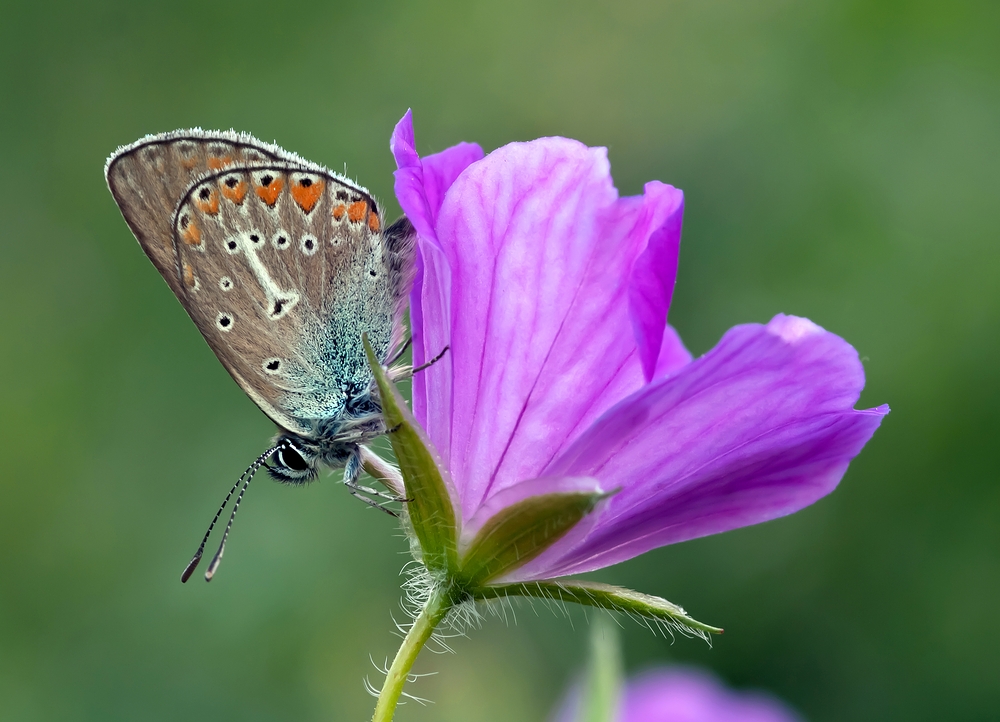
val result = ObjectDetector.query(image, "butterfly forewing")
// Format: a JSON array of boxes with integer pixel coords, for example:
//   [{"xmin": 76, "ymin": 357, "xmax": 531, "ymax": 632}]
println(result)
[{"xmin": 106, "ymin": 131, "xmax": 413, "ymax": 439}]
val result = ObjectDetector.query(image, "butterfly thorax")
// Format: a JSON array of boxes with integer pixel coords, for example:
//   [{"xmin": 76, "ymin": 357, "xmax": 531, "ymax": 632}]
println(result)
[{"xmin": 266, "ymin": 383, "xmax": 387, "ymax": 485}]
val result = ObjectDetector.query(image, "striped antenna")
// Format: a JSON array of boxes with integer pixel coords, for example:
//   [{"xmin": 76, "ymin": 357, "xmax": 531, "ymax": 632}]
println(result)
[{"xmin": 180, "ymin": 443, "xmax": 283, "ymax": 583}]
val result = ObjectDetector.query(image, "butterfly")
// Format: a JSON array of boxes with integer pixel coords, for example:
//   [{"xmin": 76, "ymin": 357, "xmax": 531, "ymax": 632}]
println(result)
[{"xmin": 105, "ymin": 129, "xmax": 416, "ymax": 581}]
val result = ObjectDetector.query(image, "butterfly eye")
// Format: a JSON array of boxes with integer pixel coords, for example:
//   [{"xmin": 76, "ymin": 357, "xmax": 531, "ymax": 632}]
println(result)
[
  {"xmin": 300, "ymin": 235, "xmax": 318, "ymax": 255},
  {"xmin": 272, "ymin": 231, "xmax": 289, "ymax": 249},
  {"xmin": 278, "ymin": 446, "xmax": 309, "ymax": 472},
  {"xmin": 216, "ymin": 313, "xmax": 233, "ymax": 331}
]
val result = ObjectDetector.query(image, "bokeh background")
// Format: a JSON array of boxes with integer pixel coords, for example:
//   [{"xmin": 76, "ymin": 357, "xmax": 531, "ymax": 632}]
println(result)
[{"xmin": 1, "ymin": 1, "xmax": 997, "ymax": 720}]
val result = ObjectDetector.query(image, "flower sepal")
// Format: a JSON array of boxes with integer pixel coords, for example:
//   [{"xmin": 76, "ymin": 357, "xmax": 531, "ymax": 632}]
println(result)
[
  {"xmin": 457, "ymin": 484, "xmax": 613, "ymax": 588},
  {"xmin": 365, "ymin": 335, "xmax": 622, "ymax": 594},
  {"xmin": 364, "ymin": 334, "xmax": 459, "ymax": 576},
  {"xmin": 475, "ymin": 580, "xmax": 723, "ymax": 640}
]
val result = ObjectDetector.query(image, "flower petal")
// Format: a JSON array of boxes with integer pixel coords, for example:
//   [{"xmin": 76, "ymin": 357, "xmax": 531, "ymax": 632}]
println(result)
[
  {"xmin": 629, "ymin": 183, "xmax": 684, "ymax": 381},
  {"xmin": 528, "ymin": 315, "xmax": 888, "ymax": 578},
  {"xmin": 391, "ymin": 109, "xmax": 484, "ymax": 248},
  {"xmin": 408, "ymin": 241, "xmax": 455, "ymax": 462},
  {"xmin": 654, "ymin": 324, "xmax": 692, "ymax": 380},
  {"xmin": 427, "ymin": 138, "xmax": 685, "ymax": 519},
  {"xmin": 391, "ymin": 111, "xmax": 484, "ymax": 440},
  {"xmin": 390, "ymin": 110, "xmax": 431, "ymax": 242},
  {"xmin": 418, "ymin": 142, "xmax": 485, "ymax": 229},
  {"xmin": 619, "ymin": 668, "xmax": 803, "ymax": 722}
]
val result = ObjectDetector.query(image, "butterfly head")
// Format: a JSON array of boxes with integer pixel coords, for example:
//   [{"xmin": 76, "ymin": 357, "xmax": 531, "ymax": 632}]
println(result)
[{"xmin": 266, "ymin": 435, "xmax": 322, "ymax": 485}]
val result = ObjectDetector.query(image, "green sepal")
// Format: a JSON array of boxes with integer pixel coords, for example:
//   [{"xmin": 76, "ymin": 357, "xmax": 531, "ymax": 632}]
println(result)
[
  {"xmin": 475, "ymin": 579, "xmax": 723, "ymax": 639},
  {"xmin": 459, "ymin": 490, "xmax": 608, "ymax": 588},
  {"xmin": 579, "ymin": 616, "xmax": 623, "ymax": 722},
  {"xmin": 363, "ymin": 334, "xmax": 458, "ymax": 575}
]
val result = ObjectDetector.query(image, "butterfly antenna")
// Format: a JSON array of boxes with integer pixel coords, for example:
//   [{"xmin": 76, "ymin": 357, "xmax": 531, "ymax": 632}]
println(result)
[
  {"xmin": 180, "ymin": 475, "xmax": 244, "ymax": 583},
  {"xmin": 180, "ymin": 443, "xmax": 281, "ymax": 583},
  {"xmin": 203, "ymin": 444, "xmax": 281, "ymax": 581}
]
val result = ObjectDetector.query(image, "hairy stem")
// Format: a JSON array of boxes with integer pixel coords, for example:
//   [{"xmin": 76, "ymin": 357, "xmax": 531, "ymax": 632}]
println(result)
[{"xmin": 371, "ymin": 588, "xmax": 451, "ymax": 722}]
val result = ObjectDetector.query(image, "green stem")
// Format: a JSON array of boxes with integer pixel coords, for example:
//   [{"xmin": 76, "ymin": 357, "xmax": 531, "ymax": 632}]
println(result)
[{"xmin": 371, "ymin": 588, "xmax": 451, "ymax": 722}]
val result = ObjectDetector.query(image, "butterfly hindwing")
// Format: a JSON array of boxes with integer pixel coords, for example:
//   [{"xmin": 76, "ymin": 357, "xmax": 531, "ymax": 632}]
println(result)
[
  {"xmin": 106, "ymin": 131, "xmax": 415, "ymax": 438},
  {"xmin": 105, "ymin": 131, "xmax": 285, "ymax": 297},
  {"xmin": 172, "ymin": 163, "xmax": 400, "ymax": 435}
]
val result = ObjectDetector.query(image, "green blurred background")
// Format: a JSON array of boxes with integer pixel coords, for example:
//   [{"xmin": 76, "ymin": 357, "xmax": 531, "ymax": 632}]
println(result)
[{"xmin": 1, "ymin": 1, "xmax": 997, "ymax": 720}]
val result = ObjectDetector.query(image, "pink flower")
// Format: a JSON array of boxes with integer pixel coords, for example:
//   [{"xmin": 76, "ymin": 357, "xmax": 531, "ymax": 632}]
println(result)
[
  {"xmin": 555, "ymin": 667, "xmax": 803, "ymax": 722},
  {"xmin": 390, "ymin": 110, "xmax": 887, "ymax": 585}
]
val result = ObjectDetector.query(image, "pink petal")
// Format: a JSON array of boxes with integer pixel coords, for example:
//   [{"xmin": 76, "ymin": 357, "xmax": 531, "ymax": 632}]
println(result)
[
  {"xmin": 552, "ymin": 667, "xmax": 801, "ymax": 722},
  {"xmin": 428, "ymin": 138, "xmax": 684, "ymax": 520},
  {"xmin": 620, "ymin": 668, "xmax": 803, "ymax": 722},
  {"xmin": 391, "ymin": 111, "xmax": 484, "ymax": 439},
  {"xmin": 514, "ymin": 315, "xmax": 887, "ymax": 579},
  {"xmin": 391, "ymin": 109, "xmax": 484, "ymax": 247},
  {"xmin": 409, "ymin": 241, "xmax": 456, "ymax": 462},
  {"xmin": 654, "ymin": 324, "xmax": 693, "ymax": 380},
  {"xmin": 628, "ymin": 184, "xmax": 684, "ymax": 381}
]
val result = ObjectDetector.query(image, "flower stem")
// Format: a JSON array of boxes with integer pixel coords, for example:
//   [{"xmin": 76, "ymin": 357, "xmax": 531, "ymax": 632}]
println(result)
[{"xmin": 371, "ymin": 588, "xmax": 451, "ymax": 722}]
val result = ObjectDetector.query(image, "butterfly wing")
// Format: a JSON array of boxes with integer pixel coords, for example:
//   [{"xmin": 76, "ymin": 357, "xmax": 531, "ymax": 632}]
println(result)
[
  {"xmin": 106, "ymin": 131, "xmax": 415, "ymax": 437},
  {"xmin": 105, "ymin": 131, "xmax": 285, "ymax": 298}
]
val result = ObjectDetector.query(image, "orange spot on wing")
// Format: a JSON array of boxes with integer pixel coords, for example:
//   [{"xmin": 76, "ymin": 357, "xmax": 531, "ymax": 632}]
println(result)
[
  {"xmin": 332, "ymin": 204, "xmax": 346, "ymax": 220},
  {"xmin": 221, "ymin": 180, "xmax": 248, "ymax": 205},
  {"xmin": 368, "ymin": 212, "xmax": 380, "ymax": 232},
  {"xmin": 347, "ymin": 201, "xmax": 367, "ymax": 223},
  {"xmin": 182, "ymin": 220, "xmax": 201, "ymax": 246},
  {"xmin": 180, "ymin": 157, "xmax": 198, "ymax": 170},
  {"xmin": 255, "ymin": 177, "xmax": 284, "ymax": 206},
  {"xmin": 291, "ymin": 179, "xmax": 325, "ymax": 213},
  {"xmin": 183, "ymin": 263, "xmax": 195, "ymax": 288},
  {"xmin": 194, "ymin": 190, "xmax": 219, "ymax": 215},
  {"xmin": 207, "ymin": 155, "xmax": 233, "ymax": 170}
]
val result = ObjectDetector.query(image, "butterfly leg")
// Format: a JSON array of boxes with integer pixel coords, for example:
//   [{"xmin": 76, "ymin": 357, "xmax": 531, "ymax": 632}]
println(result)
[
  {"xmin": 388, "ymin": 345, "xmax": 450, "ymax": 382},
  {"xmin": 345, "ymin": 451, "xmax": 404, "ymax": 500},
  {"xmin": 343, "ymin": 450, "xmax": 403, "ymax": 516},
  {"xmin": 412, "ymin": 345, "xmax": 449, "ymax": 373}
]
